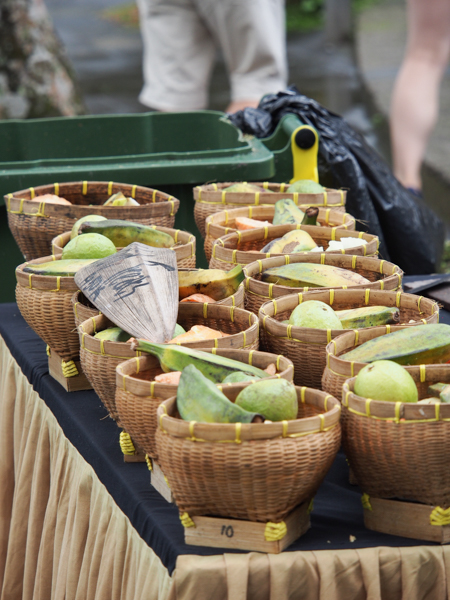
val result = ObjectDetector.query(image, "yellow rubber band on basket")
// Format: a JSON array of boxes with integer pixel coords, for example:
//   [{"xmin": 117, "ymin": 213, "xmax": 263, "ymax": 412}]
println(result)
[
  {"xmin": 280, "ymin": 183, "xmax": 286, "ymax": 192},
  {"xmin": 352, "ymin": 255, "xmax": 357, "ymax": 269},
  {"xmin": 203, "ymin": 303, "xmax": 208, "ymax": 319},
  {"xmin": 325, "ymin": 209, "xmax": 331, "ymax": 224},
  {"xmin": 417, "ymin": 296, "xmax": 423, "ymax": 313},
  {"xmin": 131, "ymin": 185, "xmax": 137, "ymax": 198},
  {"xmin": 435, "ymin": 402, "xmax": 441, "ymax": 421},
  {"xmin": 276, "ymin": 355, "xmax": 282, "ymax": 370},
  {"xmin": 145, "ymin": 455, "xmax": 152, "ymax": 471},
  {"xmin": 82, "ymin": 180, "xmax": 88, "ymax": 195},
  {"xmin": 300, "ymin": 386, "xmax": 306, "ymax": 404},
  {"xmin": 46, "ymin": 345, "xmax": 51, "ymax": 357},
  {"xmin": 119, "ymin": 431, "xmax": 136, "ymax": 455},
  {"xmin": 29, "ymin": 187, "xmax": 35, "ymax": 199},
  {"xmin": 248, "ymin": 350, "xmax": 254, "ymax": 365},
  {"xmin": 287, "ymin": 324, "xmax": 293, "ymax": 339},
  {"xmin": 380, "ymin": 279, "xmax": 385, "ymax": 290},
  {"xmin": 174, "ymin": 229, "xmax": 179, "ymax": 243},
  {"xmin": 232, "ymin": 249, "xmax": 238, "ymax": 264},
  {"xmin": 343, "ymin": 390, "xmax": 351, "ymax": 408},
  {"xmin": 265, "ymin": 521, "xmax": 287, "ymax": 542},
  {"xmin": 396, "ymin": 290, "xmax": 402, "ymax": 307},
  {"xmin": 365, "ymin": 399, "xmax": 372, "ymax": 417},
  {"xmin": 386, "ymin": 324, "xmax": 391, "ymax": 334},
  {"xmin": 430, "ymin": 506, "xmax": 450, "ymax": 526},
  {"xmin": 269, "ymin": 283, "xmax": 274, "ymax": 299},
  {"xmin": 326, "ymin": 329, "xmax": 332, "ymax": 343},
  {"xmin": 329, "ymin": 289, "xmax": 335, "ymax": 305},
  {"xmin": 331, "ymin": 228, "xmax": 336, "ymax": 241},
  {"xmin": 180, "ymin": 513, "xmax": 196, "ymax": 528},
  {"xmin": 420, "ymin": 364, "xmax": 426, "ymax": 383},
  {"xmin": 350, "ymin": 361, "xmax": 355, "ymax": 377},
  {"xmin": 361, "ymin": 493, "xmax": 372, "ymax": 510},
  {"xmin": 308, "ymin": 498, "xmax": 314, "ymax": 513},
  {"xmin": 108, "ymin": 181, "xmax": 113, "ymax": 195},
  {"xmin": 320, "ymin": 253, "xmax": 326, "ymax": 265},
  {"xmin": 282, "ymin": 420, "xmax": 288, "ymax": 438},
  {"xmin": 364, "ymin": 289, "xmax": 370, "ymax": 305},
  {"xmin": 242, "ymin": 331, "xmax": 247, "ymax": 347},
  {"xmin": 255, "ymin": 192, "xmax": 260, "ymax": 206},
  {"xmin": 354, "ymin": 330, "xmax": 359, "ymax": 345},
  {"xmin": 273, "ymin": 299, "xmax": 278, "ymax": 316},
  {"xmin": 61, "ymin": 360, "xmax": 78, "ymax": 378},
  {"xmin": 264, "ymin": 225, "xmax": 268, "ymax": 239},
  {"xmin": 257, "ymin": 259, "xmax": 263, "ymax": 273},
  {"xmin": 54, "ymin": 182, "xmax": 59, "ymax": 196},
  {"xmin": 323, "ymin": 191, "xmax": 328, "ymax": 206},
  {"xmin": 28, "ymin": 274, "xmax": 33, "ymax": 288},
  {"xmin": 212, "ymin": 183, "xmax": 218, "ymax": 191},
  {"xmin": 189, "ymin": 421, "xmax": 197, "ymax": 441},
  {"xmin": 263, "ymin": 181, "xmax": 269, "ymax": 189},
  {"xmin": 229, "ymin": 305, "xmax": 235, "ymax": 322},
  {"xmin": 379, "ymin": 260, "xmax": 385, "ymax": 274},
  {"xmin": 298, "ymin": 293, "xmax": 303, "ymax": 305},
  {"xmin": 235, "ymin": 422, "xmax": 242, "ymax": 444},
  {"xmin": 394, "ymin": 402, "xmax": 402, "ymax": 423},
  {"xmin": 293, "ymin": 192, "xmax": 299, "ymax": 205},
  {"xmin": 221, "ymin": 191, "xmax": 226, "ymax": 204}
]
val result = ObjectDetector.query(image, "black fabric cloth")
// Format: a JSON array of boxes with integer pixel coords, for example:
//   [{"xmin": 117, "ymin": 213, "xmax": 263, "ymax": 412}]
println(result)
[
  {"xmin": 0, "ymin": 301, "xmax": 444, "ymax": 576},
  {"xmin": 229, "ymin": 89, "xmax": 445, "ymax": 275}
]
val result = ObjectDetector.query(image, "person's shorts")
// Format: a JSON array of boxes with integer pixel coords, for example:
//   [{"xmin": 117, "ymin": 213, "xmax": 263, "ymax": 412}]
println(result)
[{"xmin": 137, "ymin": 0, "xmax": 287, "ymax": 111}]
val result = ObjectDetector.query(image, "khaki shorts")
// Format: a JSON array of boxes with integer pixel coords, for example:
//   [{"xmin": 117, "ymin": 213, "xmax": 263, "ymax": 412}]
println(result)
[{"xmin": 137, "ymin": 0, "xmax": 287, "ymax": 111}]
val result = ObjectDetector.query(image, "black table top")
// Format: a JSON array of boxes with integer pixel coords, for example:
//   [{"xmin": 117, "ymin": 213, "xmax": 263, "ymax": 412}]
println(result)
[{"xmin": 1, "ymin": 292, "xmax": 445, "ymax": 575}]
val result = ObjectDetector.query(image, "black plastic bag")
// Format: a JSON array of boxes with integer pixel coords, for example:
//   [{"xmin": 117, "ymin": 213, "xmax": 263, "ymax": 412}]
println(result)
[{"xmin": 229, "ymin": 88, "xmax": 444, "ymax": 275}]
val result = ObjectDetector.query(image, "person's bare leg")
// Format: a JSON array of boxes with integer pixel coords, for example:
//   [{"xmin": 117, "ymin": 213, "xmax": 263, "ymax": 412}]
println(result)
[
  {"xmin": 226, "ymin": 99, "xmax": 260, "ymax": 113},
  {"xmin": 390, "ymin": 0, "xmax": 450, "ymax": 190}
]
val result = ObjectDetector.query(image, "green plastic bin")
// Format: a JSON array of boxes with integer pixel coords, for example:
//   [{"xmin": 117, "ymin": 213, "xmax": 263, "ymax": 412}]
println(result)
[{"xmin": 0, "ymin": 110, "xmax": 302, "ymax": 302}]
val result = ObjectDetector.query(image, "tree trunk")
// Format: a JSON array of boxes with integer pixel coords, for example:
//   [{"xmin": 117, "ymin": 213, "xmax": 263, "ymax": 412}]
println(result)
[{"xmin": 0, "ymin": 0, "xmax": 85, "ymax": 119}]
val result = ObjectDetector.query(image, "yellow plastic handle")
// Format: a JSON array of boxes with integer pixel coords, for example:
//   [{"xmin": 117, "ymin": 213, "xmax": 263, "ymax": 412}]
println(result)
[{"xmin": 290, "ymin": 125, "xmax": 319, "ymax": 183}]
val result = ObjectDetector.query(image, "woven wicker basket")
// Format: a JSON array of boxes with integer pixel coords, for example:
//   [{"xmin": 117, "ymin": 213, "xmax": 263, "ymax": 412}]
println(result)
[
  {"xmin": 204, "ymin": 205, "xmax": 356, "ymax": 262},
  {"xmin": 259, "ymin": 290, "xmax": 439, "ymax": 389},
  {"xmin": 342, "ymin": 368, "xmax": 450, "ymax": 507},
  {"xmin": 155, "ymin": 386, "xmax": 341, "ymax": 522},
  {"xmin": 321, "ymin": 324, "xmax": 423, "ymax": 400},
  {"xmin": 194, "ymin": 182, "xmax": 347, "ymax": 238},
  {"xmin": 52, "ymin": 226, "xmax": 196, "ymax": 269},
  {"xmin": 16, "ymin": 255, "xmax": 81, "ymax": 361},
  {"xmin": 71, "ymin": 282, "xmax": 244, "ymax": 331},
  {"xmin": 209, "ymin": 227, "xmax": 379, "ymax": 271},
  {"xmin": 243, "ymin": 254, "xmax": 403, "ymax": 315},
  {"xmin": 6, "ymin": 181, "xmax": 180, "ymax": 260},
  {"xmin": 116, "ymin": 349, "xmax": 294, "ymax": 459},
  {"xmin": 79, "ymin": 304, "xmax": 259, "ymax": 421}
]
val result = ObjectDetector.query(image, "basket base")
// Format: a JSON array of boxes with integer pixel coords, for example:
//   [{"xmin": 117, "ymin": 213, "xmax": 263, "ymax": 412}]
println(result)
[
  {"xmin": 48, "ymin": 350, "xmax": 92, "ymax": 392},
  {"xmin": 184, "ymin": 501, "xmax": 311, "ymax": 553},
  {"xmin": 364, "ymin": 497, "xmax": 450, "ymax": 544},
  {"xmin": 150, "ymin": 460, "xmax": 173, "ymax": 503}
]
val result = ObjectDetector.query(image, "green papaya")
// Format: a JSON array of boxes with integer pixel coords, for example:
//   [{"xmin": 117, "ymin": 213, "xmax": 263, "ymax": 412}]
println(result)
[
  {"xmin": 222, "ymin": 371, "xmax": 262, "ymax": 384},
  {"xmin": 223, "ymin": 183, "xmax": 267, "ymax": 193},
  {"xmin": 287, "ymin": 180, "xmax": 324, "ymax": 194},
  {"xmin": 270, "ymin": 230, "xmax": 317, "ymax": 254},
  {"xmin": 336, "ymin": 306, "xmax": 400, "ymax": 329},
  {"xmin": 177, "ymin": 365, "xmax": 263, "ymax": 423},
  {"xmin": 78, "ymin": 219, "xmax": 174, "ymax": 248},
  {"xmin": 301, "ymin": 207, "xmax": 319, "ymax": 226},
  {"xmin": 428, "ymin": 382, "xmax": 448, "ymax": 397},
  {"xmin": 261, "ymin": 263, "xmax": 370, "ymax": 288},
  {"xmin": 341, "ymin": 324, "xmax": 450, "ymax": 365},
  {"xmin": 178, "ymin": 265, "xmax": 244, "ymax": 300},
  {"xmin": 272, "ymin": 199, "xmax": 305, "ymax": 225},
  {"xmin": 131, "ymin": 341, "xmax": 269, "ymax": 382},
  {"xmin": 94, "ymin": 327, "xmax": 132, "ymax": 342},
  {"xmin": 235, "ymin": 378, "xmax": 298, "ymax": 421},
  {"xmin": 23, "ymin": 259, "xmax": 98, "ymax": 276}
]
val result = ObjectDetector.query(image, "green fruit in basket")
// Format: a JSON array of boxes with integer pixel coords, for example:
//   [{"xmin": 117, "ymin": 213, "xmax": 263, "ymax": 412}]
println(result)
[
  {"xmin": 71, "ymin": 214, "xmax": 107, "ymax": 239},
  {"xmin": 270, "ymin": 230, "xmax": 317, "ymax": 254},
  {"xmin": 289, "ymin": 300, "xmax": 343, "ymax": 330},
  {"xmin": 341, "ymin": 324, "xmax": 450, "ymax": 365},
  {"xmin": 336, "ymin": 305, "xmax": 400, "ymax": 329},
  {"xmin": 177, "ymin": 365, "xmax": 263, "ymax": 423},
  {"xmin": 287, "ymin": 179, "xmax": 324, "ymax": 194},
  {"xmin": 223, "ymin": 183, "xmax": 267, "ymax": 193},
  {"xmin": 235, "ymin": 378, "xmax": 298, "ymax": 421},
  {"xmin": 94, "ymin": 327, "xmax": 132, "ymax": 342},
  {"xmin": 79, "ymin": 219, "xmax": 174, "ymax": 248},
  {"xmin": 173, "ymin": 323, "xmax": 186, "ymax": 337},
  {"xmin": 131, "ymin": 341, "xmax": 268, "ymax": 382},
  {"xmin": 261, "ymin": 263, "xmax": 370, "ymax": 288},
  {"xmin": 354, "ymin": 360, "xmax": 418, "ymax": 403},
  {"xmin": 62, "ymin": 233, "xmax": 117, "ymax": 260},
  {"xmin": 272, "ymin": 199, "xmax": 305, "ymax": 225},
  {"xmin": 22, "ymin": 259, "xmax": 98, "ymax": 276},
  {"xmin": 221, "ymin": 371, "xmax": 262, "ymax": 384}
]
